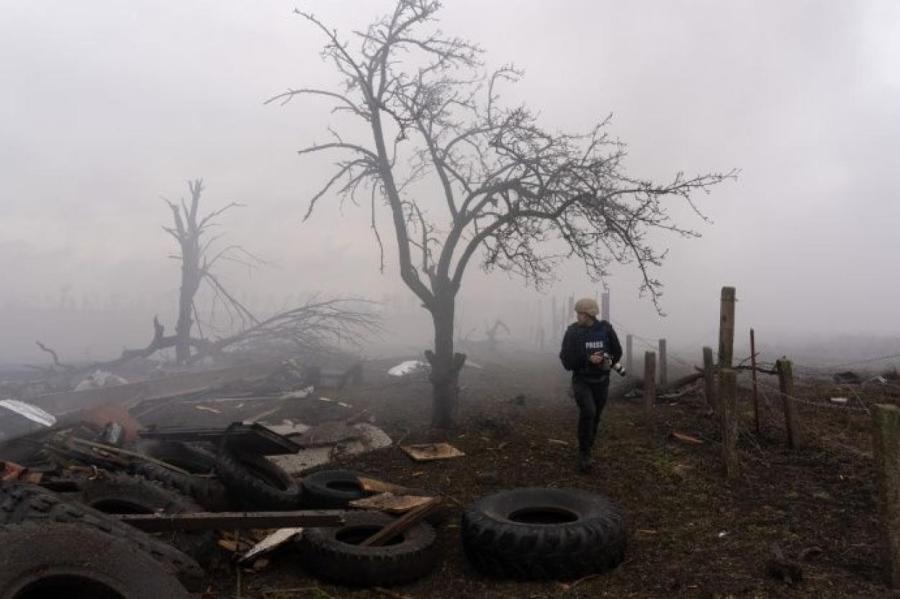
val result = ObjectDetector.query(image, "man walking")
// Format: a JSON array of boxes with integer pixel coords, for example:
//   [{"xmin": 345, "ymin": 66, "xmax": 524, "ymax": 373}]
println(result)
[{"xmin": 559, "ymin": 297, "xmax": 623, "ymax": 473}]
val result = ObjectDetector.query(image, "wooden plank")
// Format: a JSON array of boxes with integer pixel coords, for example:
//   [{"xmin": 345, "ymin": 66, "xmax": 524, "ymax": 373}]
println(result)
[
  {"xmin": 718, "ymin": 287, "xmax": 736, "ymax": 368},
  {"xmin": 703, "ymin": 346, "xmax": 717, "ymax": 413},
  {"xmin": 644, "ymin": 352, "xmax": 656, "ymax": 412},
  {"xmin": 116, "ymin": 510, "xmax": 345, "ymax": 532},
  {"xmin": 359, "ymin": 498, "xmax": 441, "ymax": 547},
  {"xmin": 349, "ymin": 493, "xmax": 434, "ymax": 514},
  {"xmin": 720, "ymin": 369, "xmax": 740, "ymax": 479},
  {"xmin": 777, "ymin": 358, "xmax": 799, "ymax": 449},
  {"xmin": 401, "ymin": 443, "xmax": 465, "ymax": 461},
  {"xmin": 873, "ymin": 404, "xmax": 900, "ymax": 587}
]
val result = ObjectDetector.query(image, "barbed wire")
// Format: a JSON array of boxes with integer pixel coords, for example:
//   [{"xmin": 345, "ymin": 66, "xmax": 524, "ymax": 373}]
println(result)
[{"xmin": 752, "ymin": 376, "xmax": 872, "ymax": 413}]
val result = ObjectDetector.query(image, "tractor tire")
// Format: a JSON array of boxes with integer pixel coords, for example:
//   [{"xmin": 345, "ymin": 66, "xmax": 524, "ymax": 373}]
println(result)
[
  {"xmin": 0, "ymin": 521, "xmax": 191, "ymax": 599},
  {"xmin": 301, "ymin": 512, "xmax": 438, "ymax": 587},
  {"xmin": 461, "ymin": 487, "xmax": 626, "ymax": 580},
  {"xmin": 214, "ymin": 449, "xmax": 301, "ymax": 510},
  {"xmin": 74, "ymin": 471, "xmax": 219, "ymax": 566},
  {"xmin": 0, "ymin": 482, "xmax": 204, "ymax": 592}
]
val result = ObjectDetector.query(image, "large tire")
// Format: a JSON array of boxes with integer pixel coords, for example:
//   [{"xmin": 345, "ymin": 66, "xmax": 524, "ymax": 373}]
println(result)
[
  {"xmin": 0, "ymin": 482, "xmax": 204, "ymax": 592},
  {"xmin": 0, "ymin": 521, "xmax": 191, "ymax": 599},
  {"xmin": 301, "ymin": 469, "xmax": 371, "ymax": 508},
  {"xmin": 301, "ymin": 512, "xmax": 438, "ymax": 587},
  {"xmin": 461, "ymin": 487, "xmax": 626, "ymax": 580},
  {"xmin": 214, "ymin": 449, "xmax": 301, "ymax": 510},
  {"xmin": 135, "ymin": 440, "xmax": 218, "ymax": 474},
  {"xmin": 131, "ymin": 441, "xmax": 231, "ymax": 511},
  {"xmin": 73, "ymin": 472, "xmax": 219, "ymax": 566}
]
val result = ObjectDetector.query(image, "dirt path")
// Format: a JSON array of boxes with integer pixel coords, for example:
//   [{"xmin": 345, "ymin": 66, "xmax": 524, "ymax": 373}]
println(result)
[{"xmin": 227, "ymin": 354, "xmax": 891, "ymax": 598}]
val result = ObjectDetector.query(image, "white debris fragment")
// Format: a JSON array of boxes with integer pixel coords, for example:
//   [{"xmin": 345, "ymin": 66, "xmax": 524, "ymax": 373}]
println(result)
[
  {"xmin": 239, "ymin": 528, "xmax": 304, "ymax": 563},
  {"xmin": 829, "ymin": 397, "xmax": 849, "ymax": 404},
  {"xmin": 269, "ymin": 422, "xmax": 393, "ymax": 475},
  {"xmin": 387, "ymin": 360, "xmax": 429, "ymax": 377},
  {"xmin": 0, "ymin": 400, "xmax": 56, "ymax": 428},
  {"xmin": 465, "ymin": 360, "xmax": 484, "ymax": 369},
  {"xmin": 280, "ymin": 386, "xmax": 315, "ymax": 399},
  {"xmin": 262, "ymin": 420, "xmax": 311, "ymax": 437},
  {"xmin": 74, "ymin": 370, "xmax": 128, "ymax": 391}
]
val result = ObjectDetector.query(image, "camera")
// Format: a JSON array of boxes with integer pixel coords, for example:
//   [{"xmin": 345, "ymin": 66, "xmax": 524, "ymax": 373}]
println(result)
[{"xmin": 603, "ymin": 353, "xmax": 627, "ymax": 377}]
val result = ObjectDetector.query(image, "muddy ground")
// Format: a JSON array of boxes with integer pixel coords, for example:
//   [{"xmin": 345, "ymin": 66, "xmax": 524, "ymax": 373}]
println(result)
[{"xmin": 183, "ymin": 352, "xmax": 899, "ymax": 598}]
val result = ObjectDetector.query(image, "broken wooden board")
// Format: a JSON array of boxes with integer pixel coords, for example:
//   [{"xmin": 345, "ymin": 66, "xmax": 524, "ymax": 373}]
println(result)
[
  {"xmin": 239, "ymin": 527, "xmax": 304, "ymax": 563},
  {"xmin": 268, "ymin": 423, "xmax": 392, "ymax": 475},
  {"xmin": 116, "ymin": 510, "xmax": 344, "ymax": 532},
  {"xmin": 401, "ymin": 442, "xmax": 465, "ymax": 461},
  {"xmin": 357, "ymin": 476, "xmax": 416, "ymax": 496},
  {"xmin": 670, "ymin": 431, "xmax": 704, "ymax": 445},
  {"xmin": 349, "ymin": 492, "xmax": 434, "ymax": 514}
]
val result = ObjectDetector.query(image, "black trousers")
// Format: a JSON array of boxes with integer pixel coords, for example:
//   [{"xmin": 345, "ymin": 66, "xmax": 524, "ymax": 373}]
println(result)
[{"xmin": 572, "ymin": 376, "xmax": 610, "ymax": 454}]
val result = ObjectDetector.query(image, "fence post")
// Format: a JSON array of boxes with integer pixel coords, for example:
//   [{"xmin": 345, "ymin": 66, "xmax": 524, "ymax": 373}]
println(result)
[
  {"xmin": 644, "ymin": 351, "xmax": 656, "ymax": 413},
  {"xmin": 703, "ymin": 346, "xmax": 717, "ymax": 412},
  {"xmin": 720, "ymin": 368, "xmax": 740, "ymax": 480},
  {"xmin": 719, "ymin": 286, "xmax": 736, "ymax": 368},
  {"xmin": 873, "ymin": 404, "xmax": 900, "ymax": 587},
  {"xmin": 776, "ymin": 358, "xmax": 799, "ymax": 449},
  {"xmin": 658, "ymin": 339, "xmax": 668, "ymax": 388},
  {"xmin": 626, "ymin": 334, "xmax": 633, "ymax": 375},
  {"xmin": 751, "ymin": 328, "xmax": 760, "ymax": 434}
]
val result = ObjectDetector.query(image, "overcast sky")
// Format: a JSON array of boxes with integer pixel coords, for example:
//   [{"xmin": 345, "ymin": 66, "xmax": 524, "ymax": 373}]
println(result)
[{"xmin": 1, "ymin": 1, "xmax": 899, "ymax": 363}]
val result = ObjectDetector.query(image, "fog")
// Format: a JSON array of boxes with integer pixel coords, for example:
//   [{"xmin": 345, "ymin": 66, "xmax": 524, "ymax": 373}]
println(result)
[{"xmin": 2, "ymin": 0, "xmax": 899, "ymax": 366}]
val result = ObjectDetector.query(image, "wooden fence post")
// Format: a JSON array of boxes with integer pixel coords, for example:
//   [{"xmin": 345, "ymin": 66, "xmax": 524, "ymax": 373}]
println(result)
[
  {"xmin": 644, "ymin": 352, "xmax": 656, "ymax": 412},
  {"xmin": 720, "ymin": 368, "xmax": 740, "ymax": 479},
  {"xmin": 703, "ymin": 346, "xmax": 717, "ymax": 412},
  {"xmin": 658, "ymin": 339, "xmax": 668, "ymax": 387},
  {"xmin": 873, "ymin": 404, "xmax": 900, "ymax": 587},
  {"xmin": 776, "ymin": 358, "xmax": 799, "ymax": 449},
  {"xmin": 626, "ymin": 334, "xmax": 633, "ymax": 375},
  {"xmin": 719, "ymin": 286, "xmax": 736, "ymax": 368},
  {"xmin": 750, "ymin": 328, "xmax": 760, "ymax": 434}
]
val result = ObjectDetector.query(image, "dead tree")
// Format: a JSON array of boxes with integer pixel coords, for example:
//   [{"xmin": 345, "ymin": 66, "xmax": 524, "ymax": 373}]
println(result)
[
  {"xmin": 162, "ymin": 179, "xmax": 257, "ymax": 363},
  {"xmin": 272, "ymin": 0, "xmax": 735, "ymax": 428},
  {"xmin": 187, "ymin": 298, "xmax": 381, "ymax": 363},
  {"xmin": 484, "ymin": 319, "xmax": 510, "ymax": 351}
]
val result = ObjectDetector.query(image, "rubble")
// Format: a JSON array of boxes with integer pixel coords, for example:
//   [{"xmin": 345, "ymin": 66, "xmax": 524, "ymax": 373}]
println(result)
[
  {"xmin": 73, "ymin": 369, "xmax": 129, "ymax": 391},
  {"xmin": 401, "ymin": 442, "xmax": 465, "ymax": 461}
]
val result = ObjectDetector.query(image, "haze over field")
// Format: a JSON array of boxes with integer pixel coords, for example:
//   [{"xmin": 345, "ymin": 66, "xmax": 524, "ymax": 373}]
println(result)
[{"xmin": 2, "ymin": 1, "xmax": 899, "ymax": 365}]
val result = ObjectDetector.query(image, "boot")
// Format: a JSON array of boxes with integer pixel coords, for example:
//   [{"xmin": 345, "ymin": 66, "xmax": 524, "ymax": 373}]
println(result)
[{"xmin": 577, "ymin": 451, "xmax": 593, "ymax": 473}]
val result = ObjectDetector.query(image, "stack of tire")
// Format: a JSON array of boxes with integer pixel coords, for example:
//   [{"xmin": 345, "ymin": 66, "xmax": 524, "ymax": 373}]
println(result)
[
  {"xmin": 0, "ymin": 482, "xmax": 199, "ymax": 598},
  {"xmin": 298, "ymin": 469, "xmax": 440, "ymax": 587},
  {"xmin": 131, "ymin": 439, "xmax": 302, "ymax": 511}
]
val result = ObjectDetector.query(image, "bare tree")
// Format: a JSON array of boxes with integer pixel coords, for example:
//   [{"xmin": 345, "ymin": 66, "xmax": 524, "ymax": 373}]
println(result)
[
  {"xmin": 272, "ymin": 0, "xmax": 735, "ymax": 428},
  {"xmin": 162, "ymin": 179, "xmax": 258, "ymax": 363}
]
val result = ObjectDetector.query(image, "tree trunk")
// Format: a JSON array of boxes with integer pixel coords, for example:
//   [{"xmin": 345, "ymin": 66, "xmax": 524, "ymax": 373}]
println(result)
[
  {"xmin": 425, "ymin": 291, "xmax": 466, "ymax": 429},
  {"xmin": 175, "ymin": 248, "xmax": 200, "ymax": 364}
]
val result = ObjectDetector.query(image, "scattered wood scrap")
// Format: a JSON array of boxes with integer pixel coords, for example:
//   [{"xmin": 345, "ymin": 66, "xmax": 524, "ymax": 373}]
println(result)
[
  {"xmin": 670, "ymin": 431, "xmax": 704, "ymax": 445},
  {"xmin": 349, "ymin": 492, "xmax": 434, "ymax": 514},
  {"xmin": 358, "ymin": 476, "xmax": 416, "ymax": 496},
  {"xmin": 117, "ymin": 510, "xmax": 344, "ymax": 532},
  {"xmin": 239, "ymin": 527, "xmax": 304, "ymax": 564},
  {"xmin": 360, "ymin": 498, "xmax": 442, "ymax": 547},
  {"xmin": 401, "ymin": 442, "xmax": 465, "ymax": 461}
]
